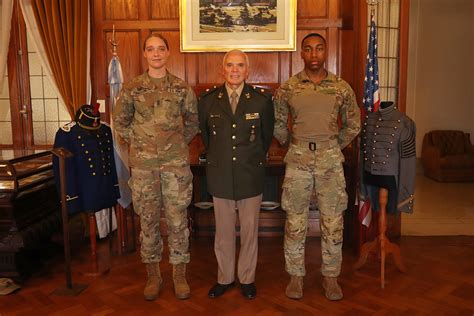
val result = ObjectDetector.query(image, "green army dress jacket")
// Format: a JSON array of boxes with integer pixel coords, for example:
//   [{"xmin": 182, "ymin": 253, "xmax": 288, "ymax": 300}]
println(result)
[
  {"xmin": 198, "ymin": 84, "xmax": 275, "ymax": 201},
  {"xmin": 113, "ymin": 71, "xmax": 198, "ymax": 169}
]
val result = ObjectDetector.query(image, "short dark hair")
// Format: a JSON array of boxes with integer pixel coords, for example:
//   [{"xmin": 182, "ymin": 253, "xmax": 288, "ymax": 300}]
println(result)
[
  {"xmin": 143, "ymin": 33, "xmax": 169, "ymax": 51},
  {"xmin": 301, "ymin": 33, "xmax": 326, "ymax": 47}
]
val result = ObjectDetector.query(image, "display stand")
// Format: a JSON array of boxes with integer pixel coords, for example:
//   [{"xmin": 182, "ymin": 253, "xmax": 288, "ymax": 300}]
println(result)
[
  {"xmin": 51, "ymin": 148, "xmax": 88, "ymax": 296},
  {"xmin": 116, "ymin": 204, "xmax": 136, "ymax": 254},
  {"xmin": 80, "ymin": 212, "xmax": 111, "ymax": 277},
  {"xmin": 354, "ymin": 188, "xmax": 407, "ymax": 288}
]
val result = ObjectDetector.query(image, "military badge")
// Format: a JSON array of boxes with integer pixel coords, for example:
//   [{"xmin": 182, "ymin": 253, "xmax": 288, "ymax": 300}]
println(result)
[
  {"xmin": 245, "ymin": 113, "xmax": 260, "ymax": 120},
  {"xmin": 249, "ymin": 125, "xmax": 256, "ymax": 142}
]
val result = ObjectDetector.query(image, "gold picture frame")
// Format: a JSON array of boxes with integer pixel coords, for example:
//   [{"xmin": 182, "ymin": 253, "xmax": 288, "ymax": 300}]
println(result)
[{"xmin": 179, "ymin": 0, "xmax": 297, "ymax": 52}]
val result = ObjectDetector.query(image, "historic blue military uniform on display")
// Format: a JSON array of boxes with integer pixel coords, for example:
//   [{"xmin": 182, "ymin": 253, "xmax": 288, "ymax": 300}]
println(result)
[{"xmin": 53, "ymin": 104, "xmax": 120, "ymax": 214}]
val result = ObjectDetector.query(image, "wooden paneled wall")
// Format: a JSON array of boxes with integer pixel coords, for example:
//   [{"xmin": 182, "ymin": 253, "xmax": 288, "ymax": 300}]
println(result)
[
  {"xmin": 91, "ymin": 0, "xmax": 360, "ymax": 163},
  {"xmin": 92, "ymin": 0, "xmax": 359, "ymax": 112},
  {"xmin": 91, "ymin": 0, "xmax": 369, "ymax": 248}
]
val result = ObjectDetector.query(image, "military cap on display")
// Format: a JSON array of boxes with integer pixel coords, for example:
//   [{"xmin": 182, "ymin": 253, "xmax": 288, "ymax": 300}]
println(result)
[{"xmin": 75, "ymin": 103, "xmax": 101, "ymax": 130}]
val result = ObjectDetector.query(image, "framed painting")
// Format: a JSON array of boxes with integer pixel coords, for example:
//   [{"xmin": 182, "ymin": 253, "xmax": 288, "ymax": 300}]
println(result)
[{"xmin": 179, "ymin": 0, "xmax": 297, "ymax": 52}]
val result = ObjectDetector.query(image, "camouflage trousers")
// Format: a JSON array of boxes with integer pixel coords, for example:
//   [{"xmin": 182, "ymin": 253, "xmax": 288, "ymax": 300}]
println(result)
[
  {"xmin": 129, "ymin": 167, "xmax": 192, "ymax": 265},
  {"xmin": 282, "ymin": 144, "xmax": 347, "ymax": 277}
]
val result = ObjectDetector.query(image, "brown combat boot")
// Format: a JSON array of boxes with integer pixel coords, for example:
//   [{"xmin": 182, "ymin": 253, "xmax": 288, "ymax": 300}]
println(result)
[
  {"xmin": 173, "ymin": 263, "xmax": 191, "ymax": 299},
  {"xmin": 143, "ymin": 262, "xmax": 162, "ymax": 301},
  {"xmin": 285, "ymin": 275, "xmax": 303, "ymax": 299},
  {"xmin": 322, "ymin": 276, "xmax": 343, "ymax": 301}
]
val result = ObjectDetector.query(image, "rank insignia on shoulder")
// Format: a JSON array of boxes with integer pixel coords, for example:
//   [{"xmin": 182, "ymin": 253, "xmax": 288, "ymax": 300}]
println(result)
[
  {"xmin": 60, "ymin": 121, "xmax": 76, "ymax": 132},
  {"xmin": 245, "ymin": 92, "xmax": 251, "ymax": 99},
  {"xmin": 252, "ymin": 85, "xmax": 272, "ymax": 97},
  {"xmin": 200, "ymin": 85, "xmax": 219, "ymax": 98}
]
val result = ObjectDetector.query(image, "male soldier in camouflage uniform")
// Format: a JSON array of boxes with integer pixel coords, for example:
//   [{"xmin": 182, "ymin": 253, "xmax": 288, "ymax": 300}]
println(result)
[
  {"xmin": 113, "ymin": 34, "xmax": 198, "ymax": 301},
  {"xmin": 274, "ymin": 33, "xmax": 360, "ymax": 301}
]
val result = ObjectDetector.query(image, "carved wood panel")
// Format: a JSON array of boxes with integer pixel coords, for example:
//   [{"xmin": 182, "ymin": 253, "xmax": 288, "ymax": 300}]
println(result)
[
  {"xmin": 150, "ymin": 0, "xmax": 179, "ymax": 19},
  {"xmin": 104, "ymin": 0, "xmax": 139, "ymax": 20},
  {"xmin": 196, "ymin": 53, "xmax": 226, "ymax": 84},
  {"xmin": 298, "ymin": 0, "xmax": 328, "ymax": 19},
  {"xmin": 246, "ymin": 52, "xmax": 281, "ymax": 84},
  {"xmin": 94, "ymin": 0, "xmax": 346, "ymax": 105},
  {"xmin": 104, "ymin": 31, "xmax": 142, "ymax": 84},
  {"xmin": 195, "ymin": 52, "xmax": 281, "ymax": 85}
]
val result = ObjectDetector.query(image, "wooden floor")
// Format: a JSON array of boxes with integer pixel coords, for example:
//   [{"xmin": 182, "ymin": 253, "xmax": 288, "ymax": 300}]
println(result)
[
  {"xmin": 402, "ymin": 173, "xmax": 474, "ymax": 236},
  {"xmin": 0, "ymin": 235, "xmax": 473, "ymax": 315}
]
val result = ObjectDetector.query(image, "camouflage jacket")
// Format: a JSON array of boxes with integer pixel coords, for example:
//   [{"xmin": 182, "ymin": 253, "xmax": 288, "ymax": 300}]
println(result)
[
  {"xmin": 113, "ymin": 71, "xmax": 198, "ymax": 169},
  {"xmin": 274, "ymin": 70, "xmax": 360, "ymax": 149}
]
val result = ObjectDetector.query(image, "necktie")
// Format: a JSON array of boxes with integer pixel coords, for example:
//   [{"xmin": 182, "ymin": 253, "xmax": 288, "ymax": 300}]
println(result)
[{"xmin": 230, "ymin": 90, "xmax": 238, "ymax": 114}]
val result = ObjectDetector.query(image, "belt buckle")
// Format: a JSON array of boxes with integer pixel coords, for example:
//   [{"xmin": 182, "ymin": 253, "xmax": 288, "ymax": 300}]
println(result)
[{"xmin": 308, "ymin": 142, "xmax": 316, "ymax": 151}]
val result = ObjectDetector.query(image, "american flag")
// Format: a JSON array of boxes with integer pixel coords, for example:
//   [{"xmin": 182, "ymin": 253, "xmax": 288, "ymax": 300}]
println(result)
[
  {"xmin": 362, "ymin": 15, "xmax": 380, "ymax": 112},
  {"xmin": 359, "ymin": 14, "xmax": 380, "ymax": 227}
]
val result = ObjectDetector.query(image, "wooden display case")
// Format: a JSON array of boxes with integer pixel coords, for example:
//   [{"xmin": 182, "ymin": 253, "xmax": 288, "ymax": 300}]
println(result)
[{"xmin": 0, "ymin": 150, "xmax": 61, "ymax": 280}]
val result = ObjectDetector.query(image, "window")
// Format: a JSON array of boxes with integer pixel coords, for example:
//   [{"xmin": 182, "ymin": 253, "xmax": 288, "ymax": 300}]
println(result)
[
  {"xmin": 27, "ymin": 32, "xmax": 70, "ymax": 146},
  {"xmin": 0, "ymin": 73, "xmax": 12, "ymax": 145},
  {"xmin": 369, "ymin": 0, "xmax": 400, "ymax": 103}
]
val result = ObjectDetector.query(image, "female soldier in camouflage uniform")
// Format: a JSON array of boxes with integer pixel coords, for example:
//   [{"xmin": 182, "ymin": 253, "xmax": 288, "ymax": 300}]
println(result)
[{"xmin": 113, "ymin": 34, "xmax": 198, "ymax": 301}]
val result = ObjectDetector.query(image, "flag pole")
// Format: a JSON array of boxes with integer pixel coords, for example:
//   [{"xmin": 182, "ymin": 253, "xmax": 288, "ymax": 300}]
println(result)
[
  {"xmin": 107, "ymin": 24, "xmax": 134, "ymax": 253},
  {"xmin": 356, "ymin": 1, "xmax": 407, "ymax": 289},
  {"xmin": 110, "ymin": 24, "xmax": 119, "ymax": 56},
  {"xmin": 367, "ymin": 0, "xmax": 378, "ymax": 16}
]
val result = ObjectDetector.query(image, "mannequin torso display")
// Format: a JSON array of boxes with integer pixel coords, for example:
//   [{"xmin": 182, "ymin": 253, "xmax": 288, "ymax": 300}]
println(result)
[
  {"xmin": 53, "ymin": 105, "xmax": 120, "ymax": 214},
  {"xmin": 360, "ymin": 101, "xmax": 416, "ymax": 213}
]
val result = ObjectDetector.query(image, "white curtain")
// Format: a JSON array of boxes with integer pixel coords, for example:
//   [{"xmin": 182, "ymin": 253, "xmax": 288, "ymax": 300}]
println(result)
[{"xmin": 0, "ymin": 0, "xmax": 14, "ymax": 94}]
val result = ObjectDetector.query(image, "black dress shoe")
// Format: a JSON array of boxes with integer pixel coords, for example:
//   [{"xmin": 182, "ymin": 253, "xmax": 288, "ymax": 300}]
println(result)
[
  {"xmin": 240, "ymin": 283, "xmax": 256, "ymax": 299},
  {"xmin": 208, "ymin": 282, "xmax": 235, "ymax": 298}
]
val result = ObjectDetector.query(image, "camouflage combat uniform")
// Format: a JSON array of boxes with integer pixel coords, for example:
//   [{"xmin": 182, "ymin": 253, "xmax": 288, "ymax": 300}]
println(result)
[
  {"xmin": 113, "ymin": 71, "xmax": 198, "ymax": 264},
  {"xmin": 274, "ymin": 70, "xmax": 360, "ymax": 277}
]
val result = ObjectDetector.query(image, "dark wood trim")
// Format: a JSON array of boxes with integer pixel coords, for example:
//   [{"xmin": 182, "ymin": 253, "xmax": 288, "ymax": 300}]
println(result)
[
  {"xmin": 92, "ymin": 0, "xmax": 104, "ymax": 113},
  {"xmin": 7, "ymin": 0, "xmax": 33, "ymax": 150},
  {"xmin": 296, "ymin": 18, "xmax": 342, "ymax": 29},
  {"xmin": 94, "ymin": 19, "xmax": 179, "ymax": 30},
  {"xmin": 90, "ymin": 0, "xmax": 97, "ymax": 105},
  {"xmin": 398, "ymin": 0, "xmax": 410, "ymax": 113},
  {"xmin": 355, "ymin": 0, "xmax": 368, "ymax": 107}
]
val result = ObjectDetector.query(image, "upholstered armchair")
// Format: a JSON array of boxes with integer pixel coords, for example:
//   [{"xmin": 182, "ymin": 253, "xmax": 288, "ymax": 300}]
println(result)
[{"xmin": 421, "ymin": 130, "xmax": 474, "ymax": 182}]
